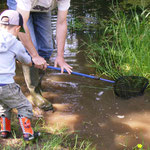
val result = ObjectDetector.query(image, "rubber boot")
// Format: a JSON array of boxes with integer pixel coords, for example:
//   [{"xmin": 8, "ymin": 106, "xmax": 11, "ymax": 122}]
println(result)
[
  {"xmin": 0, "ymin": 115, "xmax": 11, "ymax": 138},
  {"xmin": 18, "ymin": 115, "xmax": 40, "ymax": 141},
  {"xmin": 22, "ymin": 65, "xmax": 53, "ymax": 111}
]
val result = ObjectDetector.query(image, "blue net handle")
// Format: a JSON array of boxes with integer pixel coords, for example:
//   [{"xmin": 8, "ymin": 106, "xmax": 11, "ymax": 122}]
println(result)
[{"xmin": 47, "ymin": 66, "xmax": 115, "ymax": 83}]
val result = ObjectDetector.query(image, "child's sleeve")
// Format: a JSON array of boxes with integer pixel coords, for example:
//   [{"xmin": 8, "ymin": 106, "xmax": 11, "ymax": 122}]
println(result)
[{"xmin": 16, "ymin": 42, "xmax": 32, "ymax": 65}]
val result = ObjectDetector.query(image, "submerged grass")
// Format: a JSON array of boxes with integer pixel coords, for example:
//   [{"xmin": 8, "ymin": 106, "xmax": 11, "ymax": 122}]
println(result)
[{"xmin": 86, "ymin": 6, "xmax": 150, "ymax": 80}]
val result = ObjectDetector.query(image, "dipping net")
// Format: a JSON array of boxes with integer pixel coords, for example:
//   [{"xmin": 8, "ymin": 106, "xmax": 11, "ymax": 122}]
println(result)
[{"xmin": 114, "ymin": 76, "xmax": 149, "ymax": 99}]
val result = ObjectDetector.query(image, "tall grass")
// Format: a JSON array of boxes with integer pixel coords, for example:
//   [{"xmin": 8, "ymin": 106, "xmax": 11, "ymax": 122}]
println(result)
[{"xmin": 87, "ymin": 6, "xmax": 150, "ymax": 80}]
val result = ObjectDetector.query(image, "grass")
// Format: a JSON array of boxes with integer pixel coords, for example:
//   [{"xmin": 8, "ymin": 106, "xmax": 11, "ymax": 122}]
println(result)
[
  {"xmin": 0, "ymin": 115, "xmax": 96, "ymax": 150},
  {"xmin": 86, "ymin": 5, "xmax": 150, "ymax": 80}
]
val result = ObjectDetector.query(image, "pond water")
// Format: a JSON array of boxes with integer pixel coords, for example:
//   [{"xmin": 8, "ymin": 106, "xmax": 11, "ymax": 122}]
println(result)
[{"xmin": 2, "ymin": 0, "xmax": 150, "ymax": 149}]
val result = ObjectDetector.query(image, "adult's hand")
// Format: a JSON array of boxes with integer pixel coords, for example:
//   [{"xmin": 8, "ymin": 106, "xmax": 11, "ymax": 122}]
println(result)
[
  {"xmin": 32, "ymin": 55, "xmax": 47, "ymax": 70},
  {"xmin": 54, "ymin": 10, "xmax": 72, "ymax": 74},
  {"xmin": 54, "ymin": 56, "xmax": 72, "ymax": 74}
]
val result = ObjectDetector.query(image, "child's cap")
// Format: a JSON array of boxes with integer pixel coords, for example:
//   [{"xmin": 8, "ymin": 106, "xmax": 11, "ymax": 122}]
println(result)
[{"xmin": 0, "ymin": 10, "xmax": 23, "ymax": 27}]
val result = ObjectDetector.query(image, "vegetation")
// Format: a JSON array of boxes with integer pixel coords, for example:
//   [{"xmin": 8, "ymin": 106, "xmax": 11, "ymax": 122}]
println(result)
[
  {"xmin": 121, "ymin": 0, "xmax": 150, "ymax": 9},
  {"xmin": 86, "ymin": 6, "xmax": 150, "ymax": 80},
  {"xmin": 0, "ymin": 116, "xmax": 96, "ymax": 150}
]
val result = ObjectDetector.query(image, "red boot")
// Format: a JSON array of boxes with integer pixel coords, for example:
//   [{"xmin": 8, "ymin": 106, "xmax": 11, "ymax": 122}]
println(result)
[
  {"xmin": 0, "ymin": 115, "xmax": 11, "ymax": 138},
  {"xmin": 18, "ymin": 115, "xmax": 40, "ymax": 141}
]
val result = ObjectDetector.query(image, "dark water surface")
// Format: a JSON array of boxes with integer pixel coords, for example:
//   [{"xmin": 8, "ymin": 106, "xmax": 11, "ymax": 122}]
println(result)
[{"xmin": 13, "ymin": 0, "xmax": 150, "ymax": 149}]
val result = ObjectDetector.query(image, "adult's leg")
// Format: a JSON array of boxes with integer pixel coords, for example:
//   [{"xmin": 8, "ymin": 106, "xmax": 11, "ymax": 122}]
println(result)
[
  {"xmin": 22, "ymin": 14, "xmax": 53, "ymax": 111},
  {"xmin": 32, "ymin": 11, "xmax": 54, "ymax": 59},
  {"xmin": 30, "ymin": 11, "xmax": 54, "ymax": 109},
  {"xmin": 32, "ymin": 11, "xmax": 54, "ymax": 89},
  {"xmin": 31, "ymin": 11, "xmax": 54, "ymax": 96},
  {"xmin": 7, "ymin": 0, "xmax": 17, "ymax": 10}
]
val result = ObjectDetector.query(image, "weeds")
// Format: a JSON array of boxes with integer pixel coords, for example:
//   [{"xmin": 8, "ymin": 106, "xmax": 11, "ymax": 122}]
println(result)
[
  {"xmin": 86, "ymin": 6, "xmax": 150, "ymax": 80},
  {"xmin": 0, "ymin": 117, "xmax": 95, "ymax": 150}
]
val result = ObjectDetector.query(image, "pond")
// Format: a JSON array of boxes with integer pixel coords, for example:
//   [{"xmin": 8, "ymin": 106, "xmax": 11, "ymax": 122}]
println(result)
[{"xmin": 2, "ymin": 0, "xmax": 150, "ymax": 149}]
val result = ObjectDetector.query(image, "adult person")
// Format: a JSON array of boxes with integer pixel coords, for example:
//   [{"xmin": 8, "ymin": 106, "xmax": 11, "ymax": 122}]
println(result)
[{"xmin": 7, "ymin": 0, "xmax": 73, "ymax": 111}]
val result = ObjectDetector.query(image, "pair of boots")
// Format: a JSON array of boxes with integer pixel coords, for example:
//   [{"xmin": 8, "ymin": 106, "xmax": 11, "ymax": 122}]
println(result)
[
  {"xmin": 22, "ymin": 65, "xmax": 53, "ymax": 111},
  {"xmin": 0, "ymin": 115, "xmax": 40, "ymax": 141}
]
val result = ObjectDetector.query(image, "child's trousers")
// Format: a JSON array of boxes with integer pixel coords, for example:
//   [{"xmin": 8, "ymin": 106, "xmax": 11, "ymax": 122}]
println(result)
[{"xmin": 0, "ymin": 83, "xmax": 33, "ymax": 119}]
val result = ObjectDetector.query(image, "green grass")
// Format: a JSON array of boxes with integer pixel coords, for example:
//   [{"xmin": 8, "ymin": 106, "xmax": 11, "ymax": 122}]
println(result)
[
  {"xmin": 86, "ymin": 6, "xmax": 150, "ymax": 80},
  {"xmin": 0, "ymin": 116, "xmax": 96, "ymax": 150},
  {"xmin": 1, "ymin": 114, "xmax": 149, "ymax": 150}
]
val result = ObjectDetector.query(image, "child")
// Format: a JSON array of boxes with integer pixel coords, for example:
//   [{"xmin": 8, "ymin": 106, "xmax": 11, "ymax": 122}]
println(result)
[{"xmin": 0, "ymin": 9, "xmax": 40, "ymax": 141}]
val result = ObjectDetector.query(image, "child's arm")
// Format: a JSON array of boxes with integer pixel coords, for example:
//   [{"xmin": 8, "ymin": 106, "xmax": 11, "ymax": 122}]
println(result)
[{"xmin": 16, "ymin": 43, "xmax": 33, "ymax": 66}]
